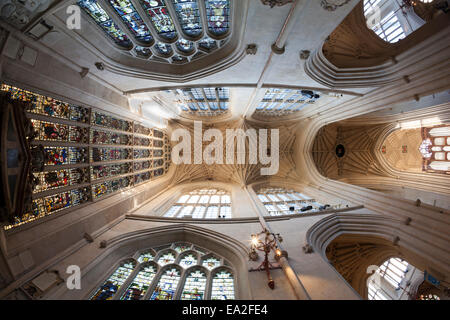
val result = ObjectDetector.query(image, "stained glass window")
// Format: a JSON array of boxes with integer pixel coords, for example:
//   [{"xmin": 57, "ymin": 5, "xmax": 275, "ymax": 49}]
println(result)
[
  {"xmin": 205, "ymin": 0, "xmax": 229, "ymax": 36},
  {"xmin": 135, "ymin": 46, "xmax": 152, "ymax": 57},
  {"xmin": 134, "ymin": 149, "xmax": 151, "ymax": 159},
  {"xmin": 77, "ymin": 0, "xmax": 132, "ymax": 48},
  {"xmin": 91, "ymin": 111, "xmax": 132, "ymax": 132},
  {"xmin": 133, "ymin": 136, "xmax": 151, "ymax": 146},
  {"xmin": 172, "ymin": 0, "xmax": 202, "ymax": 37},
  {"xmin": 181, "ymin": 269, "xmax": 207, "ymax": 300},
  {"xmin": 107, "ymin": 0, "xmax": 153, "ymax": 44},
  {"xmin": 179, "ymin": 253, "xmax": 197, "ymax": 268},
  {"xmin": 91, "ymin": 147, "xmax": 132, "ymax": 162},
  {"xmin": 91, "ymin": 129, "xmax": 131, "ymax": 145},
  {"xmin": 89, "ymin": 242, "xmax": 235, "ymax": 300},
  {"xmin": 43, "ymin": 191, "xmax": 72, "ymax": 214},
  {"xmin": 92, "ymin": 177, "xmax": 132, "ymax": 199},
  {"xmin": 91, "ymin": 163, "xmax": 131, "ymax": 181},
  {"xmin": 2, "ymin": 83, "xmax": 169, "ymax": 230},
  {"xmin": 174, "ymin": 243, "xmax": 191, "ymax": 253},
  {"xmin": 211, "ymin": 269, "xmax": 234, "ymax": 300},
  {"xmin": 134, "ymin": 171, "xmax": 151, "ymax": 184},
  {"xmin": 121, "ymin": 264, "xmax": 157, "ymax": 300},
  {"xmin": 154, "ymin": 42, "xmax": 173, "ymax": 55},
  {"xmin": 198, "ymin": 37, "xmax": 217, "ymax": 50},
  {"xmin": 157, "ymin": 252, "xmax": 176, "ymax": 265},
  {"xmin": 138, "ymin": 251, "xmax": 155, "ymax": 263},
  {"xmin": 133, "ymin": 160, "xmax": 151, "ymax": 172},
  {"xmin": 202, "ymin": 256, "xmax": 221, "ymax": 270},
  {"xmin": 33, "ymin": 168, "xmax": 88, "ymax": 193},
  {"xmin": 140, "ymin": 0, "xmax": 177, "ymax": 40},
  {"xmin": 43, "ymin": 147, "xmax": 88, "ymax": 165},
  {"xmin": 176, "ymin": 39, "xmax": 195, "ymax": 53},
  {"xmin": 150, "ymin": 267, "xmax": 181, "ymax": 300},
  {"xmin": 90, "ymin": 260, "xmax": 136, "ymax": 300},
  {"xmin": 75, "ymin": 0, "xmax": 233, "ymax": 64},
  {"xmin": 134, "ymin": 123, "xmax": 152, "ymax": 135}
]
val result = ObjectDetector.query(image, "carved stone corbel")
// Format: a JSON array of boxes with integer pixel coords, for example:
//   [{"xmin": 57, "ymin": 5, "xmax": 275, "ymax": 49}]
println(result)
[
  {"xmin": 321, "ymin": 0, "xmax": 352, "ymax": 11},
  {"xmin": 246, "ymin": 44, "xmax": 257, "ymax": 55},
  {"xmin": 303, "ymin": 244, "xmax": 314, "ymax": 254},
  {"xmin": 299, "ymin": 50, "xmax": 311, "ymax": 60},
  {"xmin": 260, "ymin": 0, "xmax": 293, "ymax": 8}
]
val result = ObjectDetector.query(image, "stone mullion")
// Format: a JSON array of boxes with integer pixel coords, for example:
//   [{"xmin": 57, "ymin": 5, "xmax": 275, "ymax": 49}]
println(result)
[
  {"xmin": 28, "ymin": 109, "xmax": 92, "ymax": 201},
  {"xmin": 187, "ymin": 91, "xmax": 202, "ymax": 112},
  {"xmin": 97, "ymin": 0, "xmax": 141, "ymax": 49},
  {"xmin": 129, "ymin": 0, "xmax": 163, "ymax": 46},
  {"xmin": 112, "ymin": 263, "xmax": 141, "ymax": 300},
  {"xmin": 200, "ymin": 88, "xmax": 212, "ymax": 111}
]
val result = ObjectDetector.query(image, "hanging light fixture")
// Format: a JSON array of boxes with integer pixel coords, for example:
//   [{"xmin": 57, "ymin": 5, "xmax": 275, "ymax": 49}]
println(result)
[{"xmin": 248, "ymin": 228, "xmax": 287, "ymax": 289}]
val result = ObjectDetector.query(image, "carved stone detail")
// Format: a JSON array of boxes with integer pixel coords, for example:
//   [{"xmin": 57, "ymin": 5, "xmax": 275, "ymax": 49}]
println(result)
[
  {"xmin": 303, "ymin": 244, "xmax": 314, "ymax": 254},
  {"xmin": 246, "ymin": 44, "xmax": 257, "ymax": 55},
  {"xmin": 299, "ymin": 50, "xmax": 311, "ymax": 60},
  {"xmin": 260, "ymin": 0, "xmax": 293, "ymax": 8},
  {"xmin": 321, "ymin": 0, "xmax": 351, "ymax": 11}
]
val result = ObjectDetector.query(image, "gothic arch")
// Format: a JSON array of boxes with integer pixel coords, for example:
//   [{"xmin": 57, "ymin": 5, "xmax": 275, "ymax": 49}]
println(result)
[
  {"xmin": 305, "ymin": 212, "xmax": 450, "ymax": 298},
  {"xmin": 304, "ymin": 1, "xmax": 450, "ymax": 88},
  {"xmin": 55, "ymin": 223, "xmax": 251, "ymax": 299}
]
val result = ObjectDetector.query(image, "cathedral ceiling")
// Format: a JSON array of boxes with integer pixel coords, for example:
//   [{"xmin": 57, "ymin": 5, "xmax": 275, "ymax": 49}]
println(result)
[
  {"xmin": 166, "ymin": 118, "xmax": 302, "ymax": 186},
  {"xmin": 381, "ymin": 128, "xmax": 423, "ymax": 173},
  {"xmin": 312, "ymin": 122, "xmax": 388, "ymax": 180}
]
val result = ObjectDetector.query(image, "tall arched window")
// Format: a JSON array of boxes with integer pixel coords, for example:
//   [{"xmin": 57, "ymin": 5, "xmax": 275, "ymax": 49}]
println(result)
[
  {"xmin": 367, "ymin": 257, "xmax": 422, "ymax": 300},
  {"xmin": 90, "ymin": 259, "xmax": 137, "ymax": 300},
  {"xmin": 164, "ymin": 188, "xmax": 232, "ymax": 219},
  {"xmin": 420, "ymin": 125, "xmax": 450, "ymax": 173},
  {"xmin": 77, "ymin": 0, "xmax": 232, "ymax": 64},
  {"xmin": 88, "ymin": 242, "xmax": 236, "ymax": 300},
  {"xmin": 363, "ymin": 0, "xmax": 429, "ymax": 43},
  {"xmin": 256, "ymin": 187, "xmax": 327, "ymax": 216},
  {"xmin": 0, "ymin": 84, "xmax": 170, "ymax": 230}
]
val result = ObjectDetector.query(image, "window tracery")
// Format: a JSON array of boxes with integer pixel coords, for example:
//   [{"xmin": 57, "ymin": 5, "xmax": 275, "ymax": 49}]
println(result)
[
  {"xmin": 78, "ymin": 0, "xmax": 133, "ymax": 49},
  {"xmin": 367, "ymin": 257, "xmax": 420, "ymax": 300},
  {"xmin": 1, "ymin": 84, "xmax": 170, "ymax": 230},
  {"xmin": 164, "ymin": 188, "xmax": 232, "ymax": 219},
  {"xmin": 77, "ymin": 0, "xmax": 232, "ymax": 64},
  {"xmin": 171, "ymin": 87, "xmax": 230, "ymax": 117},
  {"xmin": 89, "ymin": 242, "xmax": 236, "ymax": 300},
  {"xmin": 420, "ymin": 125, "xmax": 450, "ymax": 174},
  {"xmin": 363, "ymin": 0, "xmax": 430, "ymax": 43},
  {"xmin": 256, "ymin": 187, "xmax": 329, "ymax": 216},
  {"xmin": 255, "ymin": 88, "xmax": 321, "ymax": 117}
]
